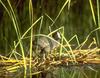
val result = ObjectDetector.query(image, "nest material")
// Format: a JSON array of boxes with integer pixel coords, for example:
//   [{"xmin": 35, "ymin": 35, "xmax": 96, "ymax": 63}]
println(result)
[{"xmin": 0, "ymin": 48, "xmax": 100, "ymax": 76}]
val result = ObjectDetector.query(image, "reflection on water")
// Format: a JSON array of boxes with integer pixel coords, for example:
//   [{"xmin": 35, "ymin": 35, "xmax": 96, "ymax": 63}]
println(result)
[
  {"xmin": 0, "ymin": 64, "xmax": 100, "ymax": 78},
  {"xmin": 54, "ymin": 64, "xmax": 100, "ymax": 78}
]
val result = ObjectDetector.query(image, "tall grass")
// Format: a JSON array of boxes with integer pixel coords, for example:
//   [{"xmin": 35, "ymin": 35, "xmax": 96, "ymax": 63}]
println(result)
[
  {"xmin": 0, "ymin": 0, "xmax": 27, "ymax": 77},
  {"xmin": 29, "ymin": 0, "xmax": 33, "ymax": 78},
  {"xmin": 89, "ymin": 0, "xmax": 100, "ymax": 46},
  {"xmin": 0, "ymin": 0, "xmax": 100, "ymax": 78}
]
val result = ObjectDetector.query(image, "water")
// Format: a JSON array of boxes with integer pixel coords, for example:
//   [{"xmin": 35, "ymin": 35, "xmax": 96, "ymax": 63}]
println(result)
[{"xmin": 0, "ymin": 64, "xmax": 100, "ymax": 78}]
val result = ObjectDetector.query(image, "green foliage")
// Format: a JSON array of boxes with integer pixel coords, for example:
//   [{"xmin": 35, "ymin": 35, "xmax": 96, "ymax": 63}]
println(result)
[{"xmin": 0, "ymin": 0, "xmax": 100, "ymax": 78}]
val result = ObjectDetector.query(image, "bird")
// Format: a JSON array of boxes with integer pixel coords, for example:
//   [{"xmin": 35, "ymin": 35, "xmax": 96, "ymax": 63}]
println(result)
[{"xmin": 32, "ymin": 32, "xmax": 61, "ymax": 60}]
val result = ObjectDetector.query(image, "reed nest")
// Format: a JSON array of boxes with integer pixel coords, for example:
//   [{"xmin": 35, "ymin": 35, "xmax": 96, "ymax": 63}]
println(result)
[{"xmin": 0, "ymin": 48, "xmax": 100, "ymax": 75}]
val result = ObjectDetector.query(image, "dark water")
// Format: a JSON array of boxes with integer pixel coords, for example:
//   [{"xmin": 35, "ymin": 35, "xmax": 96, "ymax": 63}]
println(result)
[{"xmin": 0, "ymin": 64, "xmax": 100, "ymax": 78}]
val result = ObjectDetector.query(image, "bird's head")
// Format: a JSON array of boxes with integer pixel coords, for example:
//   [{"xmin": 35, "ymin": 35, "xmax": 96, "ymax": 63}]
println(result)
[{"xmin": 52, "ymin": 32, "xmax": 61, "ymax": 41}]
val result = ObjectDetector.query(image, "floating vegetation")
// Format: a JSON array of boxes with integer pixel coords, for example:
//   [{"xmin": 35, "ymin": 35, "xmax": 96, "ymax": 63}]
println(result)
[{"xmin": 0, "ymin": 47, "xmax": 100, "ymax": 77}]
